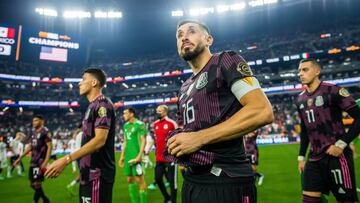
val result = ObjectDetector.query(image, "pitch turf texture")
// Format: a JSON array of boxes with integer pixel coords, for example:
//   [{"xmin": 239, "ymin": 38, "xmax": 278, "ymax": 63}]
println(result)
[{"xmin": 1, "ymin": 143, "xmax": 359, "ymax": 203}]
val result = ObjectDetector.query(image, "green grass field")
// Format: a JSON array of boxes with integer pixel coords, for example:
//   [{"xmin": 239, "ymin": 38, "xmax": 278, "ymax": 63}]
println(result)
[{"xmin": 0, "ymin": 143, "xmax": 359, "ymax": 203}]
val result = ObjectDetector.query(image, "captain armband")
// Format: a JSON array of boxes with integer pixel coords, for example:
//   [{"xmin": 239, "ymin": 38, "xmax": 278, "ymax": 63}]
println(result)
[{"xmin": 231, "ymin": 77, "xmax": 261, "ymax": 101}]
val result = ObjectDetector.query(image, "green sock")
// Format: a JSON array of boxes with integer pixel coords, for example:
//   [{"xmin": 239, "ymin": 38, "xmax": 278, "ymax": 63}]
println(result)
[
  {"xmin": 139, "ymin": 189, "xmax": 147, "ymax": 203},
  {"xmin": 128, "ymin": 183, "xmax": 139, "ymax": 203}
]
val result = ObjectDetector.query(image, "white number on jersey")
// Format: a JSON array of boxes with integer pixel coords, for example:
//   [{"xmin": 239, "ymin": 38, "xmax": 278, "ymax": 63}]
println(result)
[
  {"xmin": 305, "ymin": 109, "xmax": 315, "ymax": 123},
  {"xmin": 182, "ymin": 98, "xmax": 195, "ymax": 125}
]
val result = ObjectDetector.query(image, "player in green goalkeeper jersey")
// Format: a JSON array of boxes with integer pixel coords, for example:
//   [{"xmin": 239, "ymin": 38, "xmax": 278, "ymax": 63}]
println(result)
[{"xmin": 119, "ymin": 107, "xmax": 147, "ymax": 203}]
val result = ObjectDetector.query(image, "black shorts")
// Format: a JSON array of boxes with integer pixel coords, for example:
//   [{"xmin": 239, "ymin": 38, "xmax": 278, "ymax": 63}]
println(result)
[
  {"xmin": 303, "ymin": 149, "xmax": 358, "ymax": 202},
  {"xmin": 79, "ymin": 178, "xmax": 113, "ymax": 203},
  {"xmin": 182, "ymin": 170, "xmax": 257, "ymax": 203},
  {"xmin": 28, "ymin": 166, "xmax": 44, "ymax": 182}
]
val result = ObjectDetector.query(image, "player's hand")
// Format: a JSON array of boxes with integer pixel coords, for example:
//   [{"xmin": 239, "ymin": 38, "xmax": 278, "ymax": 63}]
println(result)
[
  {"xmin": 128, "ymin": 159, "xmax": 138, "ymax": 165},
  {"xmin": 40, "ymin": 162, "xmax": 47, "ymax": 170},
  {"xmin": 119, "ymin": 157, "xmax": 124, "ymax": 168},
  {"xmin": 167, "ymin": 131, "xmax": 203, "ymax": 157},
  {"xmin": 298, "ymin": 160, "xmax": 305, "ymax": 174},
  {"xmin": 326, "ymin": 145, "xmax": 343, "ymax": 157},
  {"xmin": 44, "ymin": 156, "xmax": 68, "ymax": 178},
  {"xmin": 13, "ymin": 158, "xmax": 20, "ymax": 167}
]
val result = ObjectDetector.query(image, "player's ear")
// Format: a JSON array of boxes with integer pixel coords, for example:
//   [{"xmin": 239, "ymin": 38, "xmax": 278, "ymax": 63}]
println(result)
[
  {"xmin": 315, "ymin": 66, "xmax": 321, "ymax": 76},
  {"xmin": 206, "ymin": 34, "xmax": 213, "ymax": 47},
  {"xmin": 91, "ymin": 78, "xmax": 98, "ymax": 87}
]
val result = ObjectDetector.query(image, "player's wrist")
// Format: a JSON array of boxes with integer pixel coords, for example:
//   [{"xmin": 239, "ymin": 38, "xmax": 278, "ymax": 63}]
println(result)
[
  {"xmin": 65, "ymin": 154, "xmax": 73, "ymax": 165},
  {"xmin": 335, "ymin": 139, "xmax": 347, "ymax": 150},
  {"xmin": 297, "ymin": 156, "xmax": 305, "ymax": 161}
]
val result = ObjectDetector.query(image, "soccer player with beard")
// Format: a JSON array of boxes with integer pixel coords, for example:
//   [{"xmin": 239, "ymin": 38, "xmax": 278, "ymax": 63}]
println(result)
[
  {"xmin": 152, "ymin": 105, "xmax": 178, "ymax": 203},
  {"xmin": 297, "ymin": 59, "xmax": 360, "ymax": 203},
  {"xmin": 166, "ymin": 20, "xmax": 274, "ymax": 203},
  {"xmin": 14, "ymin": 115, "xmax": 52, "ymax": 203},
  {"xmin": 45, "ymin": 68, "xmax": 116, "ymax": 203}
]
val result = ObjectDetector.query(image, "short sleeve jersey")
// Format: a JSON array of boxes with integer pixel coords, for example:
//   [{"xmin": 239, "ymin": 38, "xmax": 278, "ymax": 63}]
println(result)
[
  {"xmin": 296, "ymin": 82, "xmax": 357, "ymax": 161},
  {"xmin": 123, "ymin": 119, "xmax": 147, "ymax": 161},
  {"xmin": 177, "ymin": 51, "xmax": 258, "ymax": 177},
  {"xmin": 80, "ymin": 95, "xmax": 116, "ymax": 185},
  {"xmin": 29, "ymin": 127, "xmax": 51, "ymax": 167}
]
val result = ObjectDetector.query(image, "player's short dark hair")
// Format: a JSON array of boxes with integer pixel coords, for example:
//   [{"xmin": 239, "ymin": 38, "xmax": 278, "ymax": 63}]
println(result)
[
  {"xmin": 125, "ymin": 107, "xmax": 136, "ymax": 117},
  {"xmin": 33, "ymin": 114, "xmax": 44, "ymax": 120},
  {"xmin": 83, "ymin": 68, "xmax": 107, "ymax": 87},
  {"xmin": 77, "ymin": 123, "xmax": 82, "ymax": 129},
  {"xmin": 300, "ymin": 58, "xmax": 321, "ymax": 69},
  {"xmin": 177, "ymin": 20, "xmax": 210, "ymax": 35}
]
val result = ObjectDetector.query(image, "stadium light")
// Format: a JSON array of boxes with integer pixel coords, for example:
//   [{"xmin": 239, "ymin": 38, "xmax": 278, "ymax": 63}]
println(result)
[
  {"xmin": 249, "ymin": 0, "xmax": 278, "ymax": 7},
  {"xmin": 63, "ymin": 10, "xmax": 91, "ymax": 19},
  {"xmin": 248, "ymin": 0, "xmax": 264, "ymax": 7},
  {"xmin": 172, "ymin": 10, "xmax": 184, "ymax": 17},
  {"xmin": 264, "ymin": 0, "xmax": 278, "ymax": 4},
  {"xmin": 216, "ymin": 5, "xmax": 230, "ymax": 13},
  {"xmin": 230, "ymin": 2, "xmax": 246, "ymax": 11},
  {"xmin": 94, "ymin": 11, "xmax": 123, "ymax": 18},
  {"xmin": 35, "ymin": 8, "xmax": 58, "ymax": 17},
  {"xmin": 95, "ymin": 11, "xmax": 107, "ymax": 18},
  {"xmin": 189, "ymin": 7, "xmax": 215, "ymax": 16},
  {"xmin": 108, "ymin": 11, "xmax": 122, "ymax": 18}
]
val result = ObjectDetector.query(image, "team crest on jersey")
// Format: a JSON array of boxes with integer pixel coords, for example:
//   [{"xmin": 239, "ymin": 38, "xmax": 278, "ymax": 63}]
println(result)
[
  {"xmin": 236, "ymin": 62, "xmax": 253, "ymax": 76},
  {"xmin": 98, "ymin": 107, "xmax": 107, "ymax": 118},
  {"xmin": 164, "ymin": 124, "xmax": 168, "ymax": 130},
  {"xmin": 196, "ymin": 72, "xmax": 208, "ymax": 89},
  {"xmin": 315, "ymin": 96, "xmax": 324, "ymax": 107},
  {"xmin": 307, "ymin": 98, "xmax": 314, "ymax": 107},
  {"xmin": 299, "ymin": 104, "xmax": 304, "ymax": 109},
  {"xmin": 339, "ymin": 88, "xmax": 350, "ymax": 97}
]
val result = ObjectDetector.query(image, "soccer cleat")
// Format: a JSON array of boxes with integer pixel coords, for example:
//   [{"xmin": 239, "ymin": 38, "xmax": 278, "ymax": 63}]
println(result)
[
  {"xmin": 165, "ymin": 182, "xmax": 170, "ymax": 188},
  {"xmin": 258, "ymin": 175, "xmax": 264, "ymax": 186},
  {"xmin": 66, "ymin": 184, "xmax": 76, "ymax": 196},
  {"xmin": 147, "ymin": 183, "xmax": 156, "ymax": 190}
]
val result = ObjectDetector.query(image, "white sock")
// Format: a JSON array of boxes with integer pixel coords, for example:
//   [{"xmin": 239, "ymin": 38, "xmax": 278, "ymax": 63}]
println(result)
[{"xmin": 70, "ymin": 180, "xmax": 77, "ymax": 186}]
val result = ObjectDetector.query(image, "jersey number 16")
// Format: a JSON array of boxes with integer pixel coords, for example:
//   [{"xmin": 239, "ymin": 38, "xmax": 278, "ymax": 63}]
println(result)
[{"xmin": 182, "ymin": 98, "xmax": 195, "ymax": 125}]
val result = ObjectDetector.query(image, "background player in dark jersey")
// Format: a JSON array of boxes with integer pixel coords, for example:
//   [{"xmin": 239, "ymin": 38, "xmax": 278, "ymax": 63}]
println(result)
[
  {"xmin": 14, "ymin": 115, "xmax": 52, "ymax": 203},
  {"xmin": 166, "ymin": 20, "xmax": 274, "ymax": 203},
  {"xmin": 152, "ymin": 105, "xmax": 178, "ymax": 203},
  {"xmin": 296, "ymin": 59, "xmax": 360, "ymax": 203},
  {"xmin": 45, "ymin": 68, "xmax": 116, "ymax": 203},
  {"xmin": 244, "ymin": 130, "xmax": 264, "ymax": 186}
]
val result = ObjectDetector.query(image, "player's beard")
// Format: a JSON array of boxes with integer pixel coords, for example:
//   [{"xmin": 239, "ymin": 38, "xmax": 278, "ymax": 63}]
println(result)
[
  {"xmin": 157, "ymin": 113, "xmax": 164, "ymax": 119},
  {"xmin": 181, "ymin": 43, "xmax": 205, "ymax": 61}
]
